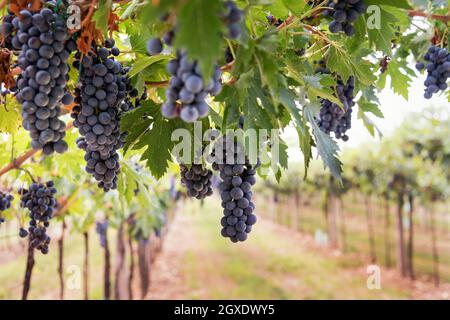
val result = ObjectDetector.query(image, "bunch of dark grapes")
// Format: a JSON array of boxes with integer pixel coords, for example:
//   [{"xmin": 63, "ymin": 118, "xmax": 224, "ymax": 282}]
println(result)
[
  {"xmin": 121, "ymin": 83, "xmax": 147, "ymax": 112},
  {"xmin": 71, "ymin": 39, "xmax": 128, "ymax": 192},
  {"xmin": 415, "ymin": 46, "xmax": 449, "ymax": 99},
  {"xmin": 0, "ymin": 191, "xmax": 14, "ymax": 225},
  {"xmin": 222, "ymin": 1, "xmax": 244, "ymax": 39},
  {"xmin": 266, "ymin": 14, "xmax": 283, "ymax": 27},
  {"xmin": 211, "ymin": 136, "xmax": 257, "ymax": 243},
  {"xmin": 0, "ymin": 11, "xmax": 16, "ymax": 50},
  {"xmin": 12, "ymin": 8, "xmax": 75, "ymax": 155},
  {"xmin": 180, "ymin": 164, "xmax": 213, "ymax": 200},
  {"xmin": 323, "ymin": 0, "xmax": 366, "ymax": 36},
  {"xmin": 162, "ymin": 50, "xmax": 222, "ymax": 122},
  {"xmin": 315, "ymin": 62, "xmax": 354, "ymax": 141},
  {"xmin": 95, "ymin": 220, "xmax": 108, "ymax": 248},
  {"xmin": 19, "ymin": 181, "xmax": 57, "ymax": 254}
]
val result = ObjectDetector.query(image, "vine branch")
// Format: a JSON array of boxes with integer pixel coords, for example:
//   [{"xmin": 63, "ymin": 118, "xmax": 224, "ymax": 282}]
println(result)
[{"xmin": 408, "ymin": 10, "xmax": 450, "ymax": 23}]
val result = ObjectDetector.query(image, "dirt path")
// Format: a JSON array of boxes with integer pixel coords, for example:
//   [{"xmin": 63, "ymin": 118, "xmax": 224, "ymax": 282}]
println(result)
[
  {"xmin": 145, "ymin": 213, "xmax": 196, "ymax": 299},
  {"xmin": 145, "ymin": 200, "xmax": 450, "ymax": 300}
]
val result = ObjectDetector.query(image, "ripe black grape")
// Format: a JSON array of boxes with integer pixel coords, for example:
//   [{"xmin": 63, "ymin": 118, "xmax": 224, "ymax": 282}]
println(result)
[
  {"xmin": 162, "ymin": 50, "xmax": 222, "ymax": 122},
  {"xmin": 0, "ymin": 191, "xmax": 14, "ymax": 226},
  {"xmin": 416, "ymin": 46, "xmax": 449, "ymax": 99},
  {"xmin": 146, "ymin": 38, "xmax": 163, "ymax": 56},
  {"xmin": 12, "ymin": 8, "xmax": 74, "ymax": 155},
  {"xmin": 211, "ymin": 135, "xmax": 258, "ymax": 243},
  {"xmin": 322, "ymin": 0, "xmax": 366, "ymax": 37},
  {"xmin": 71, "ymin": 40, "xmax": 129, "ymax": 192},
  {"xmin": 19, "ymin": 181, "xmax": 57, "ymax": 254},
  {"xmin": 180, "ymin": 164, "xmax": 213, "ymax": 200},
  {"xmin": 316, "ymin": 61, "xmax": 354, "ymax": 141}
]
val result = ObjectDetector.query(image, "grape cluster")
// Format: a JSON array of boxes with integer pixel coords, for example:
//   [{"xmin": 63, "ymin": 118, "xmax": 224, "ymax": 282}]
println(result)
[
  {"xmin": 95, "ymin": 220, "xmax": 108, "ymax": 248},
  {"xmin": 323, "ymin": 0, "xmax": 366, "ymax": 36},
  {"xmin": 266, "ymin": 14, "xmax": 283, "ymax": 27},
  {"xmin": 0, "ymin": 11, "xmax": 15, "ymax": 50},
  {"xmin": 211, "ymin": 136, "xmax": 257, "ymax": 243},
  {"xmin": 316, "ymin": 62, "xmax": 354, "ymax": 141},
  {"xmin": 223, "ymin": 1, "xmax": 244, "ymax": 39},
  {"xmin": 180, "ymin": 164, "xmax": 214, "ymax": 200},
  {"xmin": 19, "ymin": 181, "xmax": 57, "ymax": 254},
  {"xmin": 415, "ymin": 46, "xmax": 450, "ymax": 99},
  {"xmin": 71, "ymin": 39, "xmax": 128, "ymax": 192},
  {"xmin": 162, "ymin": 50, "xmax": 222, "ymax": 122},
  {"xmin": 0, "ymin": 191, "xmax": 14, "ymax": 225},
  {"xmin": 121, "ymin": 85, "xmax": 147, "ymax": 112},
  {"xmin": 12, "ymin": 8, "xmax": 74, "ymax": 155}
]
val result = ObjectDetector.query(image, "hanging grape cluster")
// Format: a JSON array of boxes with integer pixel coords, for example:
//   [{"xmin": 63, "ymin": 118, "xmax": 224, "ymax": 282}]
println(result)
[
  {"xmin": 266, "ymin": 14, "xmax": 283, "ymax": 27},
  {"xmin": 223, "ymin": 1, "xmax": 244, "ymax": 39},
  {"xmin": 0, "ymin": 191, "xmax": 14, "ymax": 225},
  {"xmin": 19, "ymin": 181, "xmax": 57, "ymax": 254},
  {"xmin": 415, "ymin": 46, "xmax": 450, "ymax": 99},
  {"xmin": 211, "ymin": 136, "xmax": 257, "ymax": 243},
  {"xmin": 95, "ymin": 220, "xmax": 108, "ymax": 248},
  {"xmin": 162, "ymin": 50, "xmax": 222, "ymax": 122},
  {"xmin": 323, "ymin": 0, "xmax": 366, "ymax": 36},
  {"xmin": 71, "ymin": 39, "xmax": 128, "ymax": 192},
  {"xmin": 315, "ymin": 61, "xmax": 354, "ymax": 141},
  {"xmin": 11, "ymin": 8, "xmax": 75, "ymax": 155},
  {"xmin": 180, "ymin": 164, "xmax": 214, "ymax": 200},
  {"xmin": 121, "ymin": 85, "xmax": 147, "ymax": 112},
  {"xmin": 0, "ymin": 10, "xmax": 15, "ymax": 50}
]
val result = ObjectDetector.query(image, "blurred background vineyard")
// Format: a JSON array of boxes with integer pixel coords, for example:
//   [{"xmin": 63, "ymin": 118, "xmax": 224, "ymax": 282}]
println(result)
[{"xmin": 0, "ymin": 105, "xmax": 449, "ymax": 300}]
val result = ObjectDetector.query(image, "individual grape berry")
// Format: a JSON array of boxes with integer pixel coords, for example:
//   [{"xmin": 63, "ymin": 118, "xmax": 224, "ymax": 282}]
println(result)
[
  {"xmin": 180, "ymin": 164, "xmax": 214, "ymax": 200},
  {"xmin": 146, "ymin": 38, "xmax": 163, "ymax": 55},
  {"xmin": 416, "ymin": 46, "xmax": 449, "ymax": 99},
  {"xmin": 19, "ymin": 181, "xmax": 57, "ymax": 254},
  {"xmin": 19, "ymin": 228, "xmax": 29, "ymax": 238}
]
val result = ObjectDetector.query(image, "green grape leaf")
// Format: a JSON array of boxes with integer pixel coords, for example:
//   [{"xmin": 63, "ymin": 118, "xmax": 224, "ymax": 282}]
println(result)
[
  {"xmin": 304, "ymin": 102, "xmax": 343, "ymax": 180},
  {"xmin": 365, "ymin": 0, "xmax": 413, "ymax": 9},
  {"xmin": 174, "ymin": 0, "xmax": 224, "ymax": 78},
  {"xmin": 0, "ymin": 101, "xmax": 21, "ymax": 134},
  {"xmin": 92, "ymin": 0, "xmax": 112, "ymax": 37},
  {"xmin": 282, "ymin": 0, "xmax": 306, "ymax": 16},
  {"xmin": 128, "ymin": 55, "xmax": 168, "ymax": 78},
  {"xmin": 279, "ymin": 88, "xmax": 313, "ymax": 176}
]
